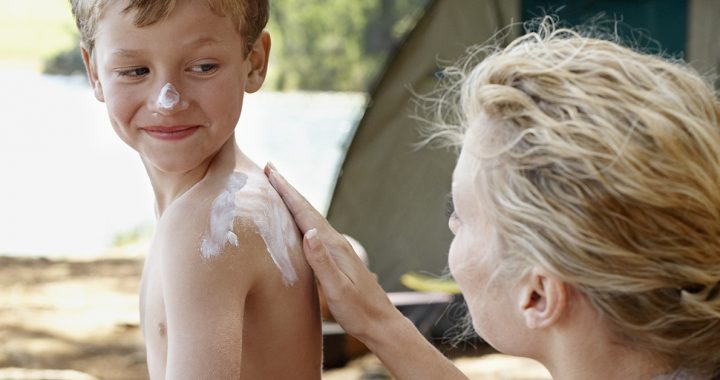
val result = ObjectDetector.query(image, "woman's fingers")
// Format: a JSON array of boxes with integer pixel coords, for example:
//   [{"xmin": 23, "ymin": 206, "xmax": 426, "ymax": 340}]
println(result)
[
  {"xmin": 303, "ymin": 228, "xmax": 352, "ymax": 292},
  {"xmin": 303, "ymin": 228, "xmax": 384, "ymax": 340},
  {"xmin": 264, "ymin": 162, "xmax": 361, "ymax": 279},
  {"xmin": 264, "ymin": 162, "xmax": 393, "ymax": 339},
  {"xmin": 264, "ymin": 162, "xmax": 327, "ymax": 234}
]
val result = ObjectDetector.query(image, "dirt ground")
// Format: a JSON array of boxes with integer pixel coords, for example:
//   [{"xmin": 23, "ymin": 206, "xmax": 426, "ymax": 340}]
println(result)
[
  {"xmin": 0, "ymin": 256, "xmax": 147, "ymax": 380},
  {"xmin": 0, "ymin": 255, "xmax": 550, "ymax": 380}
]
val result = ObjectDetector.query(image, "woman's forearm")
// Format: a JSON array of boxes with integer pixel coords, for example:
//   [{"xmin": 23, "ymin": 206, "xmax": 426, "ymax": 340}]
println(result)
[{"xmin": 364, "ymin": 312, "xmax": 469, "ymax": 380}]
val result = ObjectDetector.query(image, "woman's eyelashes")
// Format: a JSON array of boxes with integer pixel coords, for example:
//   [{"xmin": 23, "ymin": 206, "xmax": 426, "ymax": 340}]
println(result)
[
  {"xmin": 446, "ymin": 193, "xmax": 455, "ymax": 219},
  {"xmin": 447, "ymin": 194, "xmax": 462, "ymax": 233}
]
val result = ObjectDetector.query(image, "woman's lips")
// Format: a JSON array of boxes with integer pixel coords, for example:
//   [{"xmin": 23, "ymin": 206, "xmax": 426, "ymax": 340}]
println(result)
[{"xmin": 142, "ymin": 125, "xmax": 200, "ymax": 141}]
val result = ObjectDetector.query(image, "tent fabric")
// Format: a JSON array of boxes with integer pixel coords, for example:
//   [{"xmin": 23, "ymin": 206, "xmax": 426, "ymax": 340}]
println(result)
[
  {"xmin": 327, "ymin": 0, "xmax": 521, "ymax": 291},
  {"xmin": 687, "ymin": 0, "xmax": 720, "ymax": 89}
]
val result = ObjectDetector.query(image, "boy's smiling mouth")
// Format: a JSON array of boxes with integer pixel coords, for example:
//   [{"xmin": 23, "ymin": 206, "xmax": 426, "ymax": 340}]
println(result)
[{"xmin": 141, "ymin": 125, "xmax": 201, "ymax": 141}]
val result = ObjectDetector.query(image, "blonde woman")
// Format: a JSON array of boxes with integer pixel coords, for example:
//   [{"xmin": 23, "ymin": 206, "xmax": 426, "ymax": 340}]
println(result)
[{"xmin": 265, "ymin": 20, "xmax": 720, "ymax": 380}]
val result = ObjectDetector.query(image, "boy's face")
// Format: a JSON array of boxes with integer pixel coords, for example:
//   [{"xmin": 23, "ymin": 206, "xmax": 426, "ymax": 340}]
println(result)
[{"xmin": 82, "ymin": 0, "xmax": 270, "ymax": 173}]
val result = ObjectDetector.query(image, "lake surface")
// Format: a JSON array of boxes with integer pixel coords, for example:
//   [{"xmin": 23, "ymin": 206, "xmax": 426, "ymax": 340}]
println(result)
[{"xmin": 0, "ymin": 69, "xmax": 365, "ymax": 257}]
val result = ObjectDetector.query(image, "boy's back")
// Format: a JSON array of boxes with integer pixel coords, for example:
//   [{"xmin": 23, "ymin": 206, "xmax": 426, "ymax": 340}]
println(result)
[{"xmin": 140, "ymin": 150, "xmax": 321, "ymax": 379}]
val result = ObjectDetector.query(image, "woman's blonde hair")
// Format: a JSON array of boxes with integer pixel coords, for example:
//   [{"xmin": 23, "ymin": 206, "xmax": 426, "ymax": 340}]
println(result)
[
  {"xmin": 433, "ymin": 18, "xmax": 720, "ymax": 376},
  {"xmin": 70, "ymin": 0, "xmax": 269, "ymax": 54}
]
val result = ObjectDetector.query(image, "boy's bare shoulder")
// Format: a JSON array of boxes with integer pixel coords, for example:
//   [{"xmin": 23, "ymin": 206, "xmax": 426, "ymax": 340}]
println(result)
[
  {"xmin": 230, "ymin": 168, "xmax": 305, "ymax": 285},
  {"xmin": 153, "ymin": 195, "xmax": 264, "ymax": 296},
  {"xmin": 153, "ymin": 167, "xmax": 303, "ymax": 287},
  {"xmin": 145, "ymin": 167, "xmax": 319, "ymax": 377}
]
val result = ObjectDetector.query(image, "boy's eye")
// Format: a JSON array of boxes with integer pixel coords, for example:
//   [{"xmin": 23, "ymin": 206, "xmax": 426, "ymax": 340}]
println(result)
[
  {"xmin": 117, "ymin": 67, "xmax": 150, "ymax": 77},
  {"xmin": 189, "ymin": 63, "xmax": 218, "ymax": 74}
]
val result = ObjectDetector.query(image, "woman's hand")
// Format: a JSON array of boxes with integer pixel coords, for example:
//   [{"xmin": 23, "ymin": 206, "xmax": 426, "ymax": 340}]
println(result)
[
  {"xmin": 265, "ymin": 163, "xmax": 468, "ymax": 380},
  {"xmin": 263, "ymin": 163, "xmax": 400, "ymax": 343}
]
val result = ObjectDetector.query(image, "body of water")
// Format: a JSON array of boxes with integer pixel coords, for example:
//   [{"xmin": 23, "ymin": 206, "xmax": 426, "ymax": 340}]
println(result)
[{"xmin": 0, "ymin": 69, "xmax": 365, "ymax": 257}]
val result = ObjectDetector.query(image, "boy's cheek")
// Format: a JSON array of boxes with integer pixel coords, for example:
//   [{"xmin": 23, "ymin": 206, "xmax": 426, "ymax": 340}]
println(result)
[{"xmin": 104, "ymin": 90, "xmax": 139, "ymax": 125}]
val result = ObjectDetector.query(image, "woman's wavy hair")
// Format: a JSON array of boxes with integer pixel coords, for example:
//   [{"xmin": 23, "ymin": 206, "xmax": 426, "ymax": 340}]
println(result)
[{"xmin": 429, "ymin": 17, "xmax": 720, "ymax": 376}]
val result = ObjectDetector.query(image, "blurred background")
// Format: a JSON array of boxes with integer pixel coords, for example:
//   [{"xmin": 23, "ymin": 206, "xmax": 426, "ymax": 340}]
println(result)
[
  {"xmin": 1, "ymin": 0, "xmax": 718, "ymax": 379},
  {"xmin": 0, "ymin": 0, "xmax": 432, "ymax": 258}
]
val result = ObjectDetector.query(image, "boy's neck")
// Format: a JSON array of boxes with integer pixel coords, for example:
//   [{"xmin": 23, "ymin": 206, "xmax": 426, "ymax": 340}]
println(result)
[{"xmin": 144, "ymin": 138, "xmax": 238, "ymax": 217}]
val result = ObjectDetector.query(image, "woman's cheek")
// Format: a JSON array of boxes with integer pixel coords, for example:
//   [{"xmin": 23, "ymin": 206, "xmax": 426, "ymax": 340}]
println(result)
[{"xmin": 448, "ymin": 237, "xmax": 468, "ymax": 281}]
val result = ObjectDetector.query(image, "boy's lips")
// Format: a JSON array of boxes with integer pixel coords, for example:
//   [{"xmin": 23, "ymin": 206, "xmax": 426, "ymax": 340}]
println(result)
[{"xmin": 141, "ymin": 125, "xmax": 201, "ymax": 141}]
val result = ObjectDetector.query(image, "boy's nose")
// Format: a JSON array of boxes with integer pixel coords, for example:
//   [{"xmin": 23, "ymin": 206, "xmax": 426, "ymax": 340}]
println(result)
[{"xmin": 150, "ymin": 83, "xmax": 189, "ymax": 115}]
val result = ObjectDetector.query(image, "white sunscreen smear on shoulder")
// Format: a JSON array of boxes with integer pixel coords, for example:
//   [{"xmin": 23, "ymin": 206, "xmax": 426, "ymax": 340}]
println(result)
[
  {"xmin": 200, "ymin": 172, "xmax": 299, "ymax": 285},
  {"xmin": 236, "ymin": 182, "xmax": 300, "ymax": 285},
  {"xmin": 201, "ymin": 172, "xmax": 248, "ymax": 258}
]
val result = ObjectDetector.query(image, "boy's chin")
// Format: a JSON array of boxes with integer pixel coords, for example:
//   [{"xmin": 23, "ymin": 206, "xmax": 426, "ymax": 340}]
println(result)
[{"xmin": 143, "ymin": 156, "xmax": 204, "ymax": 175}]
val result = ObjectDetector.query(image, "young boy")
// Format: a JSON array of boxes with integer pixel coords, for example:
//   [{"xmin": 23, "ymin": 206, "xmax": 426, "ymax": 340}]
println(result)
[{"xmin": 70, "ymin": 0, "xmax": 321, "ymax": 378}]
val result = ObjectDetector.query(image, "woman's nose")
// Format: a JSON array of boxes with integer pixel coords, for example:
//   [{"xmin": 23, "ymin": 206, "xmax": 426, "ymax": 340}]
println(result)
[{"xmin": 149, "ymin": 83, "xmax": 189, "ymax": 116}]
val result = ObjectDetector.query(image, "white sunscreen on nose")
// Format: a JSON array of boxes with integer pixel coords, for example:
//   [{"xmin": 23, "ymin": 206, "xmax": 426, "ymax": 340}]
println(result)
[
  {"xmin": 200, "ymin": 172, "xmax": 299, "ymax": 285},
  {"xmin": 156, "ymin": 83, "xmax": 185, "ymax": 110},
  {"xmin": 201, "ymin": 172, "xmax": 248, "ymax": 258}
]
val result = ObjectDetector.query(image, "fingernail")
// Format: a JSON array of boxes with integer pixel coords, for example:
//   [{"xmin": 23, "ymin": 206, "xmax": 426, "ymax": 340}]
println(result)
[
  {"xmin": 266, "ymin": 163, "xmax": 279, "ymax": 186},
  {"xmin": 267, "ymin": 161, "xmax": 278, "ymax": 173},
  {"xmin": 305, "ymin": 228, "xmax": 319, "ymax": 250}
]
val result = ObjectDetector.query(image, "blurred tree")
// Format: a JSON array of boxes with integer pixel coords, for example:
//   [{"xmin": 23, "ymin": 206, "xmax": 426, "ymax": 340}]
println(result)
[
  {"xmin": 267, "ymin": 0, "xmax": 429, "ymax": 91},
  {"xmin": 43, "ymin": 45, "xmax": 85, "ymax": 76}
]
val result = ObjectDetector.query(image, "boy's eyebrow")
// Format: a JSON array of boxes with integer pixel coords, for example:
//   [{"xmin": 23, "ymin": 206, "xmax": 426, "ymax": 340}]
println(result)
[
  {"xmin": 185, "ymin": 36, "xmax": 221, "ymax": 47},
  {"xmin": 108, "ymin": 37, "xmax": 222, "ymax": 58},
  {"xmin": 110, "ymin": 48, "xmax": 144, "ymax": 58}
]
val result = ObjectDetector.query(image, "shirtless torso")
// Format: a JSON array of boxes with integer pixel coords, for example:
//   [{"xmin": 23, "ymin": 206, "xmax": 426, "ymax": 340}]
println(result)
[{"xmin": 139, "ymin": 147, "xmax": 321, "ymax": 379}]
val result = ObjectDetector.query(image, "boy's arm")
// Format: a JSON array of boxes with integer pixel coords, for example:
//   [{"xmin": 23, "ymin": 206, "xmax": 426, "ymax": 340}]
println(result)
[{"xmin": 161, "ymin": 227, "xmax": 261, "ymax": 379}]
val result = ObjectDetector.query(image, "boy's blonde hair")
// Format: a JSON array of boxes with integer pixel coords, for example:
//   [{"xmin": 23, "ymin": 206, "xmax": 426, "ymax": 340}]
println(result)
[
  {"xmin": 70, "ymin": 0, "xmax": 269, "ymax": 54},
  {"xmin": 434, "ymin": 19, "xmax": 720, "ymax": 376}
]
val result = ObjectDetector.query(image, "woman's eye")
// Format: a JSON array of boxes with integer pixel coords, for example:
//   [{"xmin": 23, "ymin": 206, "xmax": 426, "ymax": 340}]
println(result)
[
  {"xmin": 450, "ymin": 211, "xmax": 460, "ymax": 223},
  {"xmin": 189, "ymin": 63, "xmax": 218, "ymax": 74},
  {"xmin": 117, "ymin": 67, "xmax": 150, "ymax": 77},
  {"xmin": 446, "ymin": 195, "xmax": 455, "ymax": 219},
  {"xmin": 448, "ymin": 211, "xmax": 461, "ymax": 234}
]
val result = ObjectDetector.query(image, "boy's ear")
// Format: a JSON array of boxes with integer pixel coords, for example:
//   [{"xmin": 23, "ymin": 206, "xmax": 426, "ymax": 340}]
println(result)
[
  {"xmin": 518, "ymin": 267, "xmax": 569, "ymax": 330},
  {"xmin": 80, "ymin": 44, "xmax": 105, "ymax": 102},
  {"xmin": 244, "ymin": 31, "xmax": 271, "ymax": 93}
]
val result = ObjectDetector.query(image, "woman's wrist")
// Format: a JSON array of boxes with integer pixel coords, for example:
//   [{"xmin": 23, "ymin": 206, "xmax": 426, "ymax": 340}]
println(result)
[
  {"xmin": 361, "ymin": 309, "xmax": 421, "ymax": 359},
  {"xmin": 360, "ymin": 308, "xmax": 469, "ymax": 380}
]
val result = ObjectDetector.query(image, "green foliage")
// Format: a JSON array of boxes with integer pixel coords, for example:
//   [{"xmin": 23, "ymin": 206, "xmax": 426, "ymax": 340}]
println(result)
[
  {"xmin": 266, "ymin": 0, "xmax": 429, "ymax": 91},
  {"xmin": 43, "ymin": 45, "xmax": 85, "ymax": 76}
]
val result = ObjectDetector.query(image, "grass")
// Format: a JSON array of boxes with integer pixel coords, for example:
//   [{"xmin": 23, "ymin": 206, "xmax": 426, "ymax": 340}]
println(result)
[{"xmin": 0, "ymin": 0, "xmax": 78, "ymax": 69}]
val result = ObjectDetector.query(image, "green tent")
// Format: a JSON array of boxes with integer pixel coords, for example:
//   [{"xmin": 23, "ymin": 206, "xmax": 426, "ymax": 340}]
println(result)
[{"xmin": 327, "ymin": 0, "xmax": 521, "ymax": 291}]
